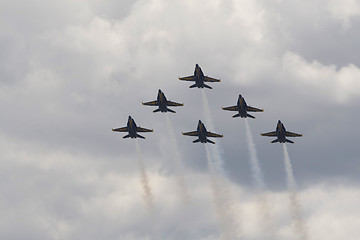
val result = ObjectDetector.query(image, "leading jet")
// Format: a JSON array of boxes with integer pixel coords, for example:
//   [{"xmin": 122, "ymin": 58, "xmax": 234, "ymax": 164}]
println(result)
[
  {"xmin": 182, "ymin": 120, "xmax": 223, "ymax": 144},
  {"xmin": 222, "ymin": 94, "xmax": 263, "ymax": 119},
  {"xmin": 179, "ymin": 64, "xmax": 221, "ymax": 89},
  {"xmin": 112, "ymin": 116, "xmax": 153, "ymax": 139},
  {"xmin": 261, "ymin": 120, "xmax": 302, "ymax": 143},
  {"xmin": 142, "ymin": 89, "xmax": 183, "ymax": 113}
]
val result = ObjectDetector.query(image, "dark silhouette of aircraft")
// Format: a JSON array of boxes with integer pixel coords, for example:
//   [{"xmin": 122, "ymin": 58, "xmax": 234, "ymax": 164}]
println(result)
[
  {"xmin": 142, "ymin": 89, "xmax": 183, "ymax": 113},
  {"xmin": 222, "ymin": 94, "xmax": 263, "ymax": 118},
  {"xmin": 112, "ymin": 116, "xmax": 153, "ymax": 139},
  {"xmin": 182, "ymin": 120, "xmax": 223, "ymax": 144},
  {"xmin": 261, "ymin": 120, "xmax": 302, "ymax": 143},
  {"xmin": 179, "ymin": 64, "xmax": 220, "ymax": 89}
]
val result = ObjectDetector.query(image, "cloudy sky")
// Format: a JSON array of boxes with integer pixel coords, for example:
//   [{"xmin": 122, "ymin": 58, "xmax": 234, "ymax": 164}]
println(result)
[{"xmin": 1, "ymin": 0, "xmax": 360, "ymax": 239}]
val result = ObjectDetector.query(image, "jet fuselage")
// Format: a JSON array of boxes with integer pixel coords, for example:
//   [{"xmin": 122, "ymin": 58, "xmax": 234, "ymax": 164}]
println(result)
[
  {"xmin": 194, "ymin": 64, "xmax": 207, "ymax": 88},
  {"xmin": 237, "ymin": 95, "xmax": 249, "ymax": 118},
  {"xmin": 197, "ymin": 120, "xmax": 208, "ymax": 143},
  {"xmin": 157, "ymin": 90, "xmax": 169, "ymax": 112},
  {"xmin": 275, "ymin": 121, "xmax": 288, "ymax": 143},
  {"xmin": 127, "ymin": 116, "xmax": 139, "ymax": 138}
]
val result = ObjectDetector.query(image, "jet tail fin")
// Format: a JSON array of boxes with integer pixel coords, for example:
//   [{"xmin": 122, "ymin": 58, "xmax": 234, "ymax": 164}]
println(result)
[
  {"xmin": 285, "ymin": 139, "xmax": 294, "ymax": 144},
  {"xmin": 232, "ymin": 113, "xmax": 240, "ymax": 118},
  {"xmin": 204, "ymin": 84, "xmax": 212, "ymax": 89},
  {"xmin": 136, "ymin": 134, "xmax": 145, "ymax": 139},
  {"xmin": 167, "ymin": 108, "xmax": 176, "ymax": 113},
  {"xmin": 271, "ymin": 139, "xmax": 279, "ymax": 143},
  {"xmin": 193, "ymin": 139, "xmax": 201, "ymax": 143},
  {"xmin": 123, "ymin": 134, "xmax": 130, "ymax": 139},
  {"xmin": 189, "ymin": 84, "xmax": 197, "ymax": 88},
  {"xmin": 153, "ymin": 108, "xmax": 161, "ymax": 113},
  {"xmin": 246, "ymin": 114, "xmax": 255, "ymax": 119},
  {"xmin": 207, "ymin": 139, "xmax": 215, "ymax": 144}
]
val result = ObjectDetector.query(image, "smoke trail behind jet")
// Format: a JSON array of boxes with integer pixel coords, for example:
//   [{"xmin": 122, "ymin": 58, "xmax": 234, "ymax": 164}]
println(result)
[
  {"xmin": 201, "ymin": 89, "xmax": 225, "ymax": 175},
  {"xmin": 244, "ymin": 119, "xmax": 273, "ymax": 236},
  {"xmin": 244, "ymin": 119, "xmax": 265, "ymax": 190},
  {"xmin": 135, "ymin": 139, "xmax": 154, "ymax": 211},
  {"xmin": 283, "ymin": 144, "xmax": 308, "ymax": 240},
  {"xmin": 165, "ymin": 114, "xmax": 190, "ymax": 203},
  {"xmin": 205, "ymin": 144, "xmax": 238, "ymax": 240},
  {"xmin": 200, "ymin": 89, "xmax": 239, "ymax": 238}
]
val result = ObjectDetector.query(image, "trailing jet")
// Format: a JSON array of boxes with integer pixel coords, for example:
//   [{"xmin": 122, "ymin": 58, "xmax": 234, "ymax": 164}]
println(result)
[
  {"xmin": 261, "ymin": 120, "xmax": 302, "ymax": 143},
  {"xmin": 182, "ymin": 120, "xmax": 223, "ymax": 144},
  {"xmin": 112, "ymin": 116, "xmax": 153, "ymax": 139},
  {"xmin": 142, "ymin": 89, "xmax": 183, "ymax": 113},
  {"xmin": 222, "ymin": 94, "xmax": 263, "ymax": 119},
  {"xmin": 179, "ymin": 64, "xmax": 220, "ymax": 89}
]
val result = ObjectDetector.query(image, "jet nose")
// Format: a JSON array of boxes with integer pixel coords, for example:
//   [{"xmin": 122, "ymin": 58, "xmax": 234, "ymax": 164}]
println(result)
[
  {"xmin": 158, "ymin": 89, "xmax": 161, "ymax": 93},
  {"xmin": 195, "ymin": 64, "xmax": 199, "ymax": 67}
]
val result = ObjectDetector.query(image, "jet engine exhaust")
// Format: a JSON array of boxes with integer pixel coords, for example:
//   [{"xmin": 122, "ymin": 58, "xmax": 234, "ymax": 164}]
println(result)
[
  {"xmin": 244, "ymin": 119, "xmax": 273, "ymax": 236},
  {"xmin": 165, "ymin": 114, "xmax": 190, "ymax": 204},
  {"xmin": 135, "ymin": 139, "xmax": 154, "ymax": 211},
  {"xmin": 201, "ymin": 89, "xmax": 226, "ymax": 175},
  {"xmin": 283, "ymin": 144, "xmax": 308, "ymax": 240},
  {"xmin": 205, "ymin": 144, "xmax": 238, "ymax": 240},
  {"xmin": 201, "ymin": 89, "xmax": 239, "ymax": 239}
]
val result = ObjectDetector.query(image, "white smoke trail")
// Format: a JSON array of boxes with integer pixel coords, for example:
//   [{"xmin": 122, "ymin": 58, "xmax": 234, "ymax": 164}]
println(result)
[
  {"xmin": 165, "ymin": 114, "xmax": 190, "ymax": 203},
  {"xmin": 201, "ymin": 89, "xmax": 225, "ymax": 175},
  {"xmin": 244, "ymin": 119, "xmax": 273, "ymax": 235},
  {"xmin": 244, "ymin": 119, "xmax": 265, "ymax": 190},
  {"xmin": 205, "ymin": 144, "xmax": 238, "ymax": 240},
  {"xmin": 200, "ymin": 89, "xmax": 239, "ymax": 239},
  {"xmin": 135, "ymin": 139, "xmax": 154, "ymax": 211},
  {"xmin": 283, "ymin": 144, "xmax": 308, "ymax": 240}
]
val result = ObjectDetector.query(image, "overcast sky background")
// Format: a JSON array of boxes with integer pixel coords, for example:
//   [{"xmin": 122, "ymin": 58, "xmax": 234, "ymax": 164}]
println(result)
[{"xmin": 1, "ymin": 0, "xmax": 360, "ymax": 239}]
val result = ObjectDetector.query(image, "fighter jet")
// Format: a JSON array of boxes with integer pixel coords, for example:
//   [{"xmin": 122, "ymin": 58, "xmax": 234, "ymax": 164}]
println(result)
[
  {"xmin": 261, "ymin": 120, "xmax": 302, "ymax": 143},
  {"xmin": 112, "ymin": 116, "xmax": 153, "ymax": 139},
  {"xmin": 142, "ymin": 89, "xmax": 183, "ymax": 113},
  {"xmin": 179, "ymin": 64, "xmax": 220, "ymax": 89},
  {"xmin": 182, "ymin": 120, "xmax": 223, "ymax": 144},
  {"xmin": 222, "ymin": 94, "xmax": 263, "ymax": 118}
]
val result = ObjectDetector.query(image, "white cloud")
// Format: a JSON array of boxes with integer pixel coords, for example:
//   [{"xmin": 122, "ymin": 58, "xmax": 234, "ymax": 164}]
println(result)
[
  {"xmin": 327, "ymin": 0, "xmax": 360, "ymax": 28},
  {"xmin": 281, "ymin": 51, "xmax": 360, "ymax": 103}
]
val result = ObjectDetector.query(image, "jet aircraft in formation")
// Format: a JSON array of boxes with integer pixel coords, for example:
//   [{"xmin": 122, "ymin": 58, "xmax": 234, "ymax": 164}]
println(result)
[
  {"xmin": 112, "ymin": 116, "xmax": 153, "ymax": 139},
  {"xmin": 222, "ymin": 94, "xmax": 263, "ymax": 118},
  {"xmin": 179, "ymin": 64, "xmax": 221, "ymax": 89},
  {"xmin": 142, "ymin": 89, "xmax": 183, "ymax": 113},
  {"xmin": 182, "ymin": 120, "xmax": 223, "ymax": 144},
  {"xmin": 113, "ymin": 64, "xmax": 302, "ymax": 144},
  {"xmin": 261, "ymin": 120, "xmax": 302, "ymax": 144}
]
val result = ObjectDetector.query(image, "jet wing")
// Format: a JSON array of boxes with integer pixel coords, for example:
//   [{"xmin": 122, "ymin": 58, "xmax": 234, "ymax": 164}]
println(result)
[
  {"xmin": 112, "ymin": 127, "xmax": 128, "ymax": 132},
  {"xmin": 285, "ymin": 131, "xmax": 302, "ymax": 137},
  {"xmin": 206, "ymin": 132, "xmax": 223, "ymax": 138},
  {"xmin": 247, "ymin": 106, "xmax": 263, "ymax": 112},
  {"xmin": 136, "ymin": 127, "xmax": 153, "ymax": 132},
  {"xmin": 203, "ymin": 76, "xmax": 221, "ymax": 82},
  {"xmin": 182, "ymin": 131, "xmax": 198, "ymax": 136},
  {"xmin": 222, "ymin": 106, "xmax": 238, "ymax": 111},
  {"xmin": 261, "ymin": 131, "xmax": 277, "ymax": 136},
  {"xmin": 179, "ymin": 76, "xmax": 195, "ymax": 81},
  {"xmin": 142, "ymin": 100, "xmax": 158, "ymax": 106},
  {"xmin": 167, "ymin": 101, "xmax": 184, "ymax": 106}
]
